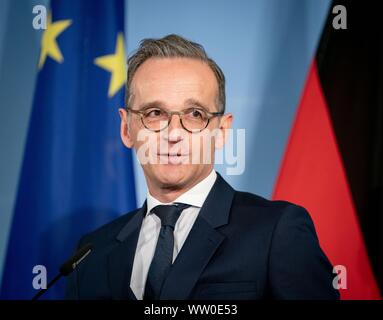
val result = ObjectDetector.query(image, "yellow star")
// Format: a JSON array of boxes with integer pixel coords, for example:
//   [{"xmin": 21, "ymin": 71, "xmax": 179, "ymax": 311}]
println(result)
[
  {"xmin": 38, "ymin": 12, "xmax": 72, "ymax": 69},
  {"xmin": 94, "ymin": 33, "xmax": 127, "ymax": 97}
]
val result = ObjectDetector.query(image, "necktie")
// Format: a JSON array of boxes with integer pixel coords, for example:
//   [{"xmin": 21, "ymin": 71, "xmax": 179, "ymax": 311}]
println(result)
[{"xmin": 143, "ymin": 203, "xmax": 190, "ymax": 300}]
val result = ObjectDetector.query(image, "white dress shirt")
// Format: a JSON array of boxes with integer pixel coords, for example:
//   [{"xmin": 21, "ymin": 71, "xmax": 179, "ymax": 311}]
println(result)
[{"xmin": 129, "ymin": 169, "xmax": 217, "ymax": 300}]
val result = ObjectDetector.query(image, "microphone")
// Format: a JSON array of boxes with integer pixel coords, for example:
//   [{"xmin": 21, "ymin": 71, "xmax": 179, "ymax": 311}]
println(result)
[{"xmin": 32, "ymin": 243, "xmax": 93, "ymax": 300}]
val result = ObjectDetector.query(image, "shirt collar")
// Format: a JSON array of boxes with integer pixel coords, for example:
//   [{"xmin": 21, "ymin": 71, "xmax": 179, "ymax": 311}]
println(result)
[{"xmin": 146, "ymin": 169, "xmax": 217, "ymax": 215}]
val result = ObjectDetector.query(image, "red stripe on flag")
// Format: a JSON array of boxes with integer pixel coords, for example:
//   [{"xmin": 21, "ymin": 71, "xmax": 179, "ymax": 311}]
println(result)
[{"xmin": 273, "ymin": 62, "xmax": 381, "ymax": 299}]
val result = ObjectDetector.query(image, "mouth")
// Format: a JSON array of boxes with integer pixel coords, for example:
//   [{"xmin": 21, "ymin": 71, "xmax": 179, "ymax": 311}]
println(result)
[{"xmin": 157, "ymin": 153, "xmax": 189, "ymax": 165}]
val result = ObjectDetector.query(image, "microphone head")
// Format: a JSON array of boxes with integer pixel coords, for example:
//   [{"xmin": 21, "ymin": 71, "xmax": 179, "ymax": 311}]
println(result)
[{"xmin": 59, "ymin": 243, "xmax": 93, "ymax": 276}]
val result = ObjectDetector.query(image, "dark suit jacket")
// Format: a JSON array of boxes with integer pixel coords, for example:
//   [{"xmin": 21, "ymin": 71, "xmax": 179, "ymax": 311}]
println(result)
[{"xmin": 65, "ymin": 173, "xmax": 339, "ymax": 300}]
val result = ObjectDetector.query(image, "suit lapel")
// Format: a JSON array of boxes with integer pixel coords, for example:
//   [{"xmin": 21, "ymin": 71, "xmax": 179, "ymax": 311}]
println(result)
[
  {"xmin": 107, "ymin": 203, "xmax": 146, "ymax": 300},
  {"xmin": 159, "ymin": 174, "xmax": 235, "ymax": 299}
]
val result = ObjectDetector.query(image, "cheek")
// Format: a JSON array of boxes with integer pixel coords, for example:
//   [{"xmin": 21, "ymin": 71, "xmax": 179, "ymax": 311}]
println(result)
[
  {"xmin": 188, "ymin": 133, "xmax": 216, "ymax": 164},
  {"xmin": 130, "ymin": 122, "xmax": 153, "ymax": 148},
  {"xmin": 134, "ymin": 129, "xmax": 164, "ymax": 166}
]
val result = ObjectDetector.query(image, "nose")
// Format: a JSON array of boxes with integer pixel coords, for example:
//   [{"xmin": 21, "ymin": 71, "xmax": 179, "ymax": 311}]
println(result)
[{"xmin": 166, "ymin": 114, "xmax": 184, "ymax": 142}]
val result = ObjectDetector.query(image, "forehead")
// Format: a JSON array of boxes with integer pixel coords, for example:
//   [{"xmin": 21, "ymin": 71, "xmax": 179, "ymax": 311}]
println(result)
[{"xmin": 130, "ymin": 57, "xmax": 218, "ymax": 108}]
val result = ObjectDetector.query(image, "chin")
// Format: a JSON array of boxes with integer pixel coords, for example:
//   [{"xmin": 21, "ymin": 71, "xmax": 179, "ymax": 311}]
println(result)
[{"xmin": 154, "ymin": 164, "xmax": 191, "ymax": 189}]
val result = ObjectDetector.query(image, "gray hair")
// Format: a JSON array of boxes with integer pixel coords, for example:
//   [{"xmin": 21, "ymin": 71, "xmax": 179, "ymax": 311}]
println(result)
[{"xmin": 126, "ymin": 34, "xmax": 226, "ymax": 112}]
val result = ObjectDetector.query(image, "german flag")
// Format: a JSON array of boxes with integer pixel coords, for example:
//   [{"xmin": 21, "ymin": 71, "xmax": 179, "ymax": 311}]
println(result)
[{"xmin": 273, "ymin": 1, "xmax": 382, "ymax": 299}]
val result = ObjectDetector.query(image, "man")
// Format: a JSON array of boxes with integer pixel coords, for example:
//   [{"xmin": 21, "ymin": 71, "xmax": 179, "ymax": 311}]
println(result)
[{"xmin": 66, "ymin": 34, "xmax": 339, "ymax": 300}]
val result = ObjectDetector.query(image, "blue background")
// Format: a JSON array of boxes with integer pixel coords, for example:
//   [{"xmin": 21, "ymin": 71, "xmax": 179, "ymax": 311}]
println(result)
[{"xmin": 0, "ymin": 0, "xmax": 331, "ymax": 289}]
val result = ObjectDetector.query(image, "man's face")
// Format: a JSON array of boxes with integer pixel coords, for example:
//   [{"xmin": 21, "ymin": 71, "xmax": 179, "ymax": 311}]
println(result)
[{"xmin": 119, "ymin": 57, "xmax": 232, "ymax": 192}]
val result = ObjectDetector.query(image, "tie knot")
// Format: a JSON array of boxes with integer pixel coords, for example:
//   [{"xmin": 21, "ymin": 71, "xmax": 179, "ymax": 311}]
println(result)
[{"xmin": 151, "ymin": 203, "xmax": 190, "ymax": 228}]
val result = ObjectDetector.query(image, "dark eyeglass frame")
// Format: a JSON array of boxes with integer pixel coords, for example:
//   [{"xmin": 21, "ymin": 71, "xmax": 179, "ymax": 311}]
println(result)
[{"xmin": 125, "ymin": 106, "xmax": 224, "ymax": 133}]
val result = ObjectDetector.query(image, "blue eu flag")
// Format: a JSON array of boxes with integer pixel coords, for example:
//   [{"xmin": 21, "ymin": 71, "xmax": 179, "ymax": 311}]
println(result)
[{"xmin": 0, "ymin": 0, "xmax": 136, "ymax": 299}]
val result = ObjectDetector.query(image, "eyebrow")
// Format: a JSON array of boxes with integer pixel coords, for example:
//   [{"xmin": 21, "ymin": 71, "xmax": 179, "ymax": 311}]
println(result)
[
  {"xmin": 136, "ymin": 101, "xmax": 166, "ymax": 111},
  {"xmin": 136, "ymin": 99, "xmax": 210, "ymax": 111},
  {"xmin": 184, "ymin": 98, "xmax": 209, "ymax": 110}
]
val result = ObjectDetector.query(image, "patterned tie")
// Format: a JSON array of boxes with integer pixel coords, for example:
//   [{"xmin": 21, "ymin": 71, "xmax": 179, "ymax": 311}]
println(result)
[{"xmin": 143, "ymin": 203, "xmax": 190, "ymax": 300}]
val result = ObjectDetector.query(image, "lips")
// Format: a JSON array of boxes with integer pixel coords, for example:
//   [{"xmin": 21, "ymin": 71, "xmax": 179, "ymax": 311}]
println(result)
[
  {"xmin": 157, "ymin": 153, "xmax": 189, "ymax": 165},
  {"xmin": 158, "ymin": 153, "xmax": 188, "ymax": 156}
]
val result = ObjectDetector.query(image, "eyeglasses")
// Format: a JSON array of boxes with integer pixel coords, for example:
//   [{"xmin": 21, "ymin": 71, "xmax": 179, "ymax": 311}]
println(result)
[{"xmin": 126, "ymin": 106, "xmax": 224, "ymax": 133}]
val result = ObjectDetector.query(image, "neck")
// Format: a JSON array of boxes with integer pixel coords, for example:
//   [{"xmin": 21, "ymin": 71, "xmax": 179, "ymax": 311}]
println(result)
[
  {"xmin": 149, "ymin": 188, "xmax": 185, "ymax": 204},
  {"xmin": 147, "ymin": 170, "xmax": 212, "ymax": 203}
]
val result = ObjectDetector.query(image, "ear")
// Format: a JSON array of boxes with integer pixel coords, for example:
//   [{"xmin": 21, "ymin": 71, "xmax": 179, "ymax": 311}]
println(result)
[
  {"xmin": 118, "ymin": 108, "xmax": 134, "ymax": 148},
  {"xmin": 215, "ymin": 113, "xmax": 233, "ymax": 149}
]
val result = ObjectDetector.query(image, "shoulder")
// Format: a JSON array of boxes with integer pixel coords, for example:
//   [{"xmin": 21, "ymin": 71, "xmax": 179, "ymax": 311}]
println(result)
[
  {"xmin": 77, "ymin": 207, "xmax": 141, "ymax": 248},
  {"xmin": 229, "ymin": 190, "xmax": 314, "ymax": 235}
]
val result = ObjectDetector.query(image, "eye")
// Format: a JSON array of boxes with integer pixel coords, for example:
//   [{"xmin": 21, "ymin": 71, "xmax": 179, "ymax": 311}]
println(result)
[
  {"xmin": 188, "ymin": 108, "xmax": 205, "ymax": 119},
  {"xmin": 145, "ymin": 108, "xmax": 164, "ymax": 118}
]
